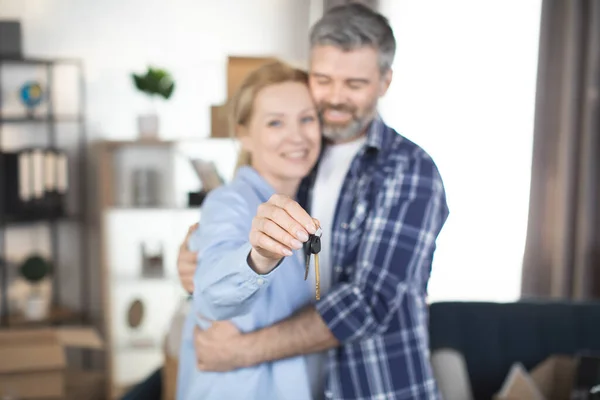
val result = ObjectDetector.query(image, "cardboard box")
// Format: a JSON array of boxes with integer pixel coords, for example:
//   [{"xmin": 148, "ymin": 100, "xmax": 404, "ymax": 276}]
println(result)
[
  {"xmin": 162, "ymin": 344, "xmax": 178, "ymax": 400},
  {"xmin": 0, "ymin": 327, "xmax": 103, "ymax": 399},
  {"xmin": 495, "ymin": 356, "xmax": 577, "ymax": 400},
  {"xmin": 210, "ymin": 56, "xmax": 277, "ymax": 139},
  {"xmin": 64, "ymin": 370, "xmax": 105, "ymax": 400},
  {"xmin": 226, "ymin": 56, "xmax": 277, "ymax": 99},
  {"xmin": 210, "ymin": 104, "xmax": 229, "ymax": 138}
]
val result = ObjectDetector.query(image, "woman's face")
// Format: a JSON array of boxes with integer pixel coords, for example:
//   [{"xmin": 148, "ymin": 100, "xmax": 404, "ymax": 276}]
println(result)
[{"xmin": 242, "ymin": 81, "xmax": 321, "ymax": 187}]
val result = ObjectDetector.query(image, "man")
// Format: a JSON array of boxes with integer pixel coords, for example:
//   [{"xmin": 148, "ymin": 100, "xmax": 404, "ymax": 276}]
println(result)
[{"xmin": 179, "ymin": 4, "xmax": 449, "ymax": 400}]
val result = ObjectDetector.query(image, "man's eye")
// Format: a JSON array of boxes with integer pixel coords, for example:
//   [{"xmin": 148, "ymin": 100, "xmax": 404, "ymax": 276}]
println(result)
[
  {"xmin": 347, "ymin": 83, "xmax": 364, "ymax": 90},
  {"xmin": 268, "ymin": 120, "xmax": 282, "ymax": 127},
  {"xmin": 301, "ymin": 116, "xmax": 316, "ymax": 123}
]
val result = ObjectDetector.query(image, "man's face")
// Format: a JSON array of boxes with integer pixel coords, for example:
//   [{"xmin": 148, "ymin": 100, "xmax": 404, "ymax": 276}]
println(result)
[{"xmin": 309, "ymin": 45, "xmax": 392, "ymax": 143}]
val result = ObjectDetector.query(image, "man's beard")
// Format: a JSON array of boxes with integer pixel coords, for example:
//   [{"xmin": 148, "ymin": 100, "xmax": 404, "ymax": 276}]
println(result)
[{"xmin": 318, "ymin": 101, "xmax": 376, "ymax": 142}]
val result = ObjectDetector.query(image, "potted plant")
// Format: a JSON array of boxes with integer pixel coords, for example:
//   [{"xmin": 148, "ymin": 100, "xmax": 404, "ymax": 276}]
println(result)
[
  {"xmin": 19, "ymin": 254, "xmax": 52, "ymax": 321},
  {"xmin": 132, "ymin": 66, "xmax": 175, "ymax": 139}
]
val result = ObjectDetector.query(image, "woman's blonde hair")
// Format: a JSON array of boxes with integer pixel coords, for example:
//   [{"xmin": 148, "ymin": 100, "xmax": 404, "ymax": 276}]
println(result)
[{"xmin": 227, "ymin": 60, "xmax": 310, "ymax": 171}]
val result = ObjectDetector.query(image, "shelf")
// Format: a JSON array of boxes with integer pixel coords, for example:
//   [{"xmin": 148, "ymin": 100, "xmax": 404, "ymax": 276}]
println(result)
[
  {"xmin": 0, "ymin": 56, "xmax": 82, "ymax": 66},
  {"xmin": 0, "ymin": 115, "xmax": 83, "ymax": 124},
  {"xmin": 112, "ymin": 275, "xmax": 180, "ymax": 283},
  {"xmin": 0, "ymin": 53, "xmax": 90, "ymax": 346},
  {"xmin": 7, "ymin": 305, "xmax": 84, "ymax": 328},
  {"xmin": 114, "ymin": 342, "xmax": 163, "ymax": 352},
  {"xmin": 1, "ymin": 213, "xmax": 82, "ymax": 226},
  {"xmin": 106, "ymin": 206, "xmax": 197, "ymax": 211}
]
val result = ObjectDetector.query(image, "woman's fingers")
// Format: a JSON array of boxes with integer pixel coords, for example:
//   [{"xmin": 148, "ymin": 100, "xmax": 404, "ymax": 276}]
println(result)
[
  {"xmin": 257, "ymin": 198, "xmax": 312, "ymax": 242},
  {"xmin": 253, "ymin": 217, "xmax": 303, "ymax": 251},
  {"xmin": 249, "ymin": 195, "xmax": 319, "ymax": 268},
  {"xmin": 249, "ymin": 229, "xmax": 293, "ymax": 257},
  {"xmin": 257, "ymin": 203, "xmax": 309, "ymax": 243},
  {"xmin": 268, "ymin": 194, "xmax": 317, "ymax": 234}
]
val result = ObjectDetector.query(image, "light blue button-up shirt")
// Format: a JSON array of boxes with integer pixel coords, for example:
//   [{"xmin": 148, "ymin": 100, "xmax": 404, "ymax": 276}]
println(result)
[{"xmin": 176, "ymin": 166, "xmax": 314, "ymax": 400}]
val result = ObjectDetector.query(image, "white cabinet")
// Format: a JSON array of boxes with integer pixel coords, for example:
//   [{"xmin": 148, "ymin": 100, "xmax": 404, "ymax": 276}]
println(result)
[
  {"xmin": 96, "ymin": 139, "xmax": 238, "ymax": 396},
  {"xmin": 103, "ymin": 208, "xmax": 197, "ymax": 388}
]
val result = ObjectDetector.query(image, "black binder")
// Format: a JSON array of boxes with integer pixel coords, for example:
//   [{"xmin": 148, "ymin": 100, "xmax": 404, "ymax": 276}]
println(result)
[{"xmin": 0, "ymin": 148, "xmax": 68, "ymax": 221}]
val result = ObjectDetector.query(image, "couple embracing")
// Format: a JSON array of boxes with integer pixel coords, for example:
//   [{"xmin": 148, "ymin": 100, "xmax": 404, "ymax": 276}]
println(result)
[{"xmin": 176, "ymin": 4, "xmax": 449, "ymax": 400}]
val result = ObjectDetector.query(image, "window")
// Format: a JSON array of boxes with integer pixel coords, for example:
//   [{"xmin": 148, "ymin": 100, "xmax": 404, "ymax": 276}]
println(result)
[{"xmin": 379, "ymin": 0, "xmax": 542, "ymax": 302}]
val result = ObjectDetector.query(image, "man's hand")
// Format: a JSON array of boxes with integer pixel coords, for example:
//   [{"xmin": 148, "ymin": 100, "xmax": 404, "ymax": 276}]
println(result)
[
  {"xmin": 249, "ymin": 194, "xmax": 319, "ymax": 274},
  {"xmin": 177, "ymin": 223, "xmax": 199, "ymax": 294},
  {"xmin": 194, "ymin": 321, "xmax": 246, "ymax": 372},
  {"xmin": 193, "ymin": 306, "xmax": 339, "ymax": 371}
]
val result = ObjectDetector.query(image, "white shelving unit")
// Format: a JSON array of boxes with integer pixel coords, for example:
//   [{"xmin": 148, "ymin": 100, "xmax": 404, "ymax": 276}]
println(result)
[
  {"xmin": 104, "ymin": 208, "xmax": 196, "ymax": 390},
  {"xmin": 96, "ymin": 138, "xmax": 238, "ymax": 398}
]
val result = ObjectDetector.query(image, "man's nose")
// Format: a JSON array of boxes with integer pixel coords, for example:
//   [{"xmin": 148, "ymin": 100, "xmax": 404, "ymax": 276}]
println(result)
[{"xmin": 326, "ymin": 82, "xmax": 345, "ymax": 105}]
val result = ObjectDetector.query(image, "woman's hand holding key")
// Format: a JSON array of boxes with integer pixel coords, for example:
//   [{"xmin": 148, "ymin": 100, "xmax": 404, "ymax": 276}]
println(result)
[{"xmin": 248, "ymin": 194, "xmax": 319, "ymax": 275}]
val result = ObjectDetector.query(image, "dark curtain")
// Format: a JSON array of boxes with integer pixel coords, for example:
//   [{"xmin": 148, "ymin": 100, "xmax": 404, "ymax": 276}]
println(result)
[{"xmin": 521, "ymin": 0, "xmax": 600, "ymax": 299}]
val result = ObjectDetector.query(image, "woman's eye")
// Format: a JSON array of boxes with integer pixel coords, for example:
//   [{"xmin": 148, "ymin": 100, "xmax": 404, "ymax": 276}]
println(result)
[{"xmin": 267, "ymin": 120, "xmax": 282, "ymax": 127}]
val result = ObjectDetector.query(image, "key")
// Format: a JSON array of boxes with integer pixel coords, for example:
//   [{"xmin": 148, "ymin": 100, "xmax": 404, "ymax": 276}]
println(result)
[
  {"xmin": 304, "ymin": 227, "xmax": 321, "ymax": 280},
  {"xmin": 304, "ymin": 250, "xmax": 311, "ymax": 280},
  {"xmin": 304, "ymin": 227, "xmax": 322, "ymax": 300},
  {"xmin": 313, "ymin": 248, "xmax": 320, "ymax": 300}
]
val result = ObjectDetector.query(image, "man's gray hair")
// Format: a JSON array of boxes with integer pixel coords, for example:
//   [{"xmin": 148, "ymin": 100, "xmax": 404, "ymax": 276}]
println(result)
[{"xmin": 309, "ymin": 3, "xmax": 396, "ymax": 73}]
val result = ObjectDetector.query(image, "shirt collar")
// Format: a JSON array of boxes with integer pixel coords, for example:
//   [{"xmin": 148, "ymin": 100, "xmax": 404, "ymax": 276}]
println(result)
[
  {"xmin": 364, "ymin": 114, "xmax": 386, "ymax": 152},
  {"xmin": 235, "ymin": 166, "xmax": 275, "ymax": 200},
  {"xmin": 298, "ymin": 115, "xmax": 388, "ymax": 209}
]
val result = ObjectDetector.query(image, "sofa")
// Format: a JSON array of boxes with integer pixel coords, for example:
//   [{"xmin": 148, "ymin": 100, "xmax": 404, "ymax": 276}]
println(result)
[
  {"xmin": 428, "ymin": 301, "xmax": 600, "ymax": 400},
  {"xmin": 123, "ymin": 300, "xmax": 600, "ymax": 400}
]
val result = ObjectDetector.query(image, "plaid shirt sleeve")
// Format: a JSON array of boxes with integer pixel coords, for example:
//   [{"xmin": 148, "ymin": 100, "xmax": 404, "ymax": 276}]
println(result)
[{"xmin": 315, "ymin": 153, "xmax": 449, "ymax": 344}]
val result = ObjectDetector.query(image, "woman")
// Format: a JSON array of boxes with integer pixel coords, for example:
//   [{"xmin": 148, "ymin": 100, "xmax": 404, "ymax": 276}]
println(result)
[{"xmin": 176, "ymin": 61, "xmax": 321, "ymax": 400}]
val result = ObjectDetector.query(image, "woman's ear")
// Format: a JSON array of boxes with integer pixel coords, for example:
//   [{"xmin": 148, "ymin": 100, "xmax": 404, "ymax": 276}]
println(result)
[{"xmin": 236, "ymin": 124, "xmax": 253, "ymax": 152}]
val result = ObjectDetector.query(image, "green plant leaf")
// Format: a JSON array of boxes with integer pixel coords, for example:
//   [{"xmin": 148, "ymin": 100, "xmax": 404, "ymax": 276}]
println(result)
[
  {"xmin": 20, "ymin": 255, "xmax": 51, "ymax": 283},
  {"xmin": 159, "ymin": 79, "xmax": 175, "ymax": 100},
  {"xmin": 132, "ymin": 66, "xmax": 175, "ymax": 99}
]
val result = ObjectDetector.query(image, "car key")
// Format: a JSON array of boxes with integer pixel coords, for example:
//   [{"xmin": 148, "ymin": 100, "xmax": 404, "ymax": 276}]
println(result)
[{"xmin": 304, "ymin": 227, "xmax": 322, "ymax": 300}]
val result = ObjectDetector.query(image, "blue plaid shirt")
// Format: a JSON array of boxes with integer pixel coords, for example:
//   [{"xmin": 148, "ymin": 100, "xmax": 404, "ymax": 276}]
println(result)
[{"xmin": 297, "ymin": 117, "xmax": 449, "ymax": 400}]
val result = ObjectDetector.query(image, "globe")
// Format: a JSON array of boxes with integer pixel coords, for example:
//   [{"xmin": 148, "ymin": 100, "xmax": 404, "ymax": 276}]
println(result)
[{"xmin": 20, "ymin": 81, "xmax": 44, "ymax": 109}]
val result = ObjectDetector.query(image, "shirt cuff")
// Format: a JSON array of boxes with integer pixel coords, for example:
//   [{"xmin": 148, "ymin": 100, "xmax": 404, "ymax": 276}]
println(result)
[
  {"xmin": 205, "ymin": 242, "xmax": 278, "ymax": 306},
  {"xmin": 314, "ymin": 283, "xmax": 368, "ymax": 343}
]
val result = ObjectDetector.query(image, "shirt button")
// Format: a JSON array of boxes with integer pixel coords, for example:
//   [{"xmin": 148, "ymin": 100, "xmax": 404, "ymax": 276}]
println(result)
[
  {"xmin": 256, "ymin": 278, "xmax": 265, "ymax": 285},
  {"xmin": 335, "ymin": 266, "xmax": 342, "ymax": 273},
  {"xmin": 341, "ymin": 222, "xmax": 349, "ymax": 229},
  {"xmin": 325, "ymin": 390, "xmax": 333, "ymax": 399}
]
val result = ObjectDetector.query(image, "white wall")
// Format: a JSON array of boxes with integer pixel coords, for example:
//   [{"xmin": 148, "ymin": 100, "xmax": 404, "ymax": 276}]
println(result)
[
  {"xmin": 379, "ymin": 0, "xmax": 542, "ymax": 302},
  {"xmin": 0, "ymin": 0, "xmax": 310, "ymax": 141},
  {"xmin": 0, "ymin": 0, "xmax": 311, "ymax": 266},
  {"xmin": 0, "ymin": 0, "xmax": 311, "ymax": 377},
  {"xmin": 1, "ymin": 0, "xmax": 542, "ymax": 335}
]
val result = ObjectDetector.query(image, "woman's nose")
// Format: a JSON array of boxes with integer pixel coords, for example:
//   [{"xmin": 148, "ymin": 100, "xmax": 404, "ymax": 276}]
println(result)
[{"xmin": 288, "ymin": 125, "xmax": 304, "ymax": 142}]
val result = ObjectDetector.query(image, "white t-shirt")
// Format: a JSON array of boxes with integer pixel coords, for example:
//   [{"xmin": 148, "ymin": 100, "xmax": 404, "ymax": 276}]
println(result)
[{"xmin": 305, "ymin": 136, "xmax": 367, "ymax": 400}]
